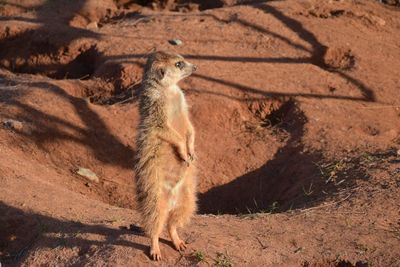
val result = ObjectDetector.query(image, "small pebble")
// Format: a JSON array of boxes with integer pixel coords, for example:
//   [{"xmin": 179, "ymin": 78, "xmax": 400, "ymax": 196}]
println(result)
[
  {"xmin": 86, "ymin": 21, "xmax": 98, "ymax": 29},
  {"xmin": 2, "ymin": 119, "xmax": 23, "ymax": 131},
  {"xmin": 77, "ymin": 167, "xmax": 99, "ymax": 183},
  {"xmin": 168, "ymin": 39, "xmax": 183, "ymax": 46}
]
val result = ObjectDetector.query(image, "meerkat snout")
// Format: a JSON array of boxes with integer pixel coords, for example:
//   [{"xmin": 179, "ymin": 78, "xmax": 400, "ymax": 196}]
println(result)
[
  {"xmin": 175, "ymin": 59, "xmax": 197, "ymax": 79},
  {"xmin": 144, "ymin": 51, "xmax": 197, "ymax": 87}
]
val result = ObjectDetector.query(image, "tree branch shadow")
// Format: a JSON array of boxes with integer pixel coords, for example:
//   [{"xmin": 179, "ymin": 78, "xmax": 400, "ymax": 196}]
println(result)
[
  {"xmin": 252, "ymin": 3, "xmax": 375, "ymax": 101},
  {"xmin": 0, "ymin": 0, "xmax": 103, "ymax": 77},
  {"xmin": 0, "ymin": 202, "xmax": 148, "ymax": 264},
  {"xmin": 0, "ymin": 0, "xmax": 379, "ymax": 216},
  {"xmin": 0, "ymin": 76, "xmax": 134, "ymax": 169}
]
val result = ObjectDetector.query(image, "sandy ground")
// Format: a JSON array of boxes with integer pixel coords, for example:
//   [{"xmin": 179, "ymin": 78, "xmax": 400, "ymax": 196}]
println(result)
[{"xmin": 0, "ymin": 0, "xmax": 400, "ymax": 266}]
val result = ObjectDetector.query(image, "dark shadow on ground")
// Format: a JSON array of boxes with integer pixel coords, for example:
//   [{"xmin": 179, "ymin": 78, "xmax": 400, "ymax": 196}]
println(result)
[
  {"xmin": 0, "ymin": 0, "xmax": 103, "ymax": 78},
  {"xmin": 0, "ymin": 1, "xmax": 379, "ymax": 215},
  {"xmin": 106, "ymin": 3, "xmax": 376, "ymax": 102},
  {"xmin": 0, "ymin": 202, "xmax": 148, "ymax": 265},
  {"xmin": 0, "ymin": 76, "xmax": 134, "ymax": 169},
  {"xmin": 198, "ymin": 100, "xmax": 316, "ymax": 214},
  {"xmin": 106, "ymin": 52, "xmax": 373, "ymax": 103},
  {"xmin": 198, "ymin": 101, "xmax": 370, "ymax": 214},
  {"xmin": 253, "ymin": 3, "xmax": 375, "ymax": 101},
  {"xmin": 0, "ymin": 1, "xmax": 376, "ymax": 103}
]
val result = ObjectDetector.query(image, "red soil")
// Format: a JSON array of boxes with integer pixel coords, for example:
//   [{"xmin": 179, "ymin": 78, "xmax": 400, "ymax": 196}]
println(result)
[{"xmin": 0, "ymin": 0, "xmax": 399, "ymax": 266}]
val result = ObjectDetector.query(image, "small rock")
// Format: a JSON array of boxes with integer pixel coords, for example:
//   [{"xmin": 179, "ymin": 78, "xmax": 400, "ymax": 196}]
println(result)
[
  {"xmin": 86, "ymin": 21, "xmax": 98, "ymax": 30},
  {"xmin": 397, "ymin": 149, "xmax": 400, "ymax": 157},
  {"xmin": 2, "ymin": 119, "xmax": 23, "ymax": 131},
  {"xmin": 77, "ymin": 167, "xmax": 99, "ymax": 183},
  {"xmin": 369, "ymin": 14, "xmax": 386, "ymax": 26},
  {"xmin": 187, "ymin": 3, "xmax": 200, "ymax": 11},
  {"xmin": 168, "ymin": 39, "xmax": 183, "ymax": 46}
]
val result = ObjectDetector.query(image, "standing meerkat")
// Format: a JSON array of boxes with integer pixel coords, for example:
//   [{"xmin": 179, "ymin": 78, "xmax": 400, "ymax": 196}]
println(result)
[{"xmin": 134, "ymin": 51, "xmax": 197, "ymax": 261}]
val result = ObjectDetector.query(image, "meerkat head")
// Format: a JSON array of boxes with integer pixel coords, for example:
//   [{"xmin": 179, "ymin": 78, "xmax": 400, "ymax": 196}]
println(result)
[{"xmin": 144, "ymin": 51, "xmax": 197, "ymax": 87}]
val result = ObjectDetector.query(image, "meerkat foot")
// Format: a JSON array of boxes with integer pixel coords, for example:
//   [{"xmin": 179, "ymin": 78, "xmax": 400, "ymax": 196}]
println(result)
[
  {"xmin": 150, "ymin": 236, "xmax": 162, "ymax": 261},
  {"xmin": 168, "ymin": 225, "xmax": 187, "ymax": 251},
  {"xmin": 174, "ymin": 240, "xmax": 187, "ymax": 251},
  {"xmin": 150, "ymin": 246, "xmax": 162, "ymax": 261}
]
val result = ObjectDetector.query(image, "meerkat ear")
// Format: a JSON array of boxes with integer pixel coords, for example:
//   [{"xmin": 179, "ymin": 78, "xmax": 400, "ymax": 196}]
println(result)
[{"xmin": 156, "ymin": 67, "xmax": 165, "ymax": 80}]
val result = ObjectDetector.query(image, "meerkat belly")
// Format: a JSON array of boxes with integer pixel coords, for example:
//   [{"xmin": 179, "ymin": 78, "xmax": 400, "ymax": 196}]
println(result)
[
  {"xmin": 159, "ymin": 144, "xmax": 187, "ymax": 211},
  {"xmin": 159, "ymin": 151, "xmax": 185, "ymax": 181},
  {"xmin": 162, "ymin": 176, "xmax": 185, "ymax": 210},
  {"xmin": 159, "ymin": 87, "xmax": 189, "ymax": 209},
  {"xmin": 166, "ymin": 87, "xmax": 188, "ymax": 137}
]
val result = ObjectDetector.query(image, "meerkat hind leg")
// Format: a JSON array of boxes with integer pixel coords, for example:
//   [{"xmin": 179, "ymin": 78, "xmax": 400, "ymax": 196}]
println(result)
[
  {"xmin": 149, "ymin": 206, "xmax": 168, "ymax": 261},
  {"xmin": 167, "ymin": 200, "xmax": 195, "ymax": 251},
  {"xmin": 167, "ymin": 220, "xmax": 187, "ymax": 251},
  {"xmin": 150, "ymin": 236, "xmax": 162, "ymax": 261}
]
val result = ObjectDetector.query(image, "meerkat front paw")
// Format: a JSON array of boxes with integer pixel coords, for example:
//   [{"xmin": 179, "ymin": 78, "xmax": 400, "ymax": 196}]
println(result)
[
  {"xmin": 177, "ymin": 143, "xmax": 190, "ymax": 163},
  {"xmin": 150, "ymin": 247, "xmax": 162, "ymax": 261},
  {"xmin": 188, "ymin": 146, "xmax": 195, "ymax": 162}
]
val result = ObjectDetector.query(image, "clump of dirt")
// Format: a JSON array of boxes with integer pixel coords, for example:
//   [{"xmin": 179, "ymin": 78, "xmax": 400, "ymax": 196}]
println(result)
[
  {"xmin": 303, "ymin": 8, "xmax": 347, "ymax": 19},
  {"xmin": 381, "ymin": 0, "xmax": 400, "ymax": 6},
  {"xmin": 323, "ymin": 47, "xmax": 355, "ymax": 70},
  {"xmin": 0, "ymin": 28, "xmax": 102, "ymax": 79},
  {"xmin": 247, "ymin": 97, "xmax": 291, "ymax": 126},
  {"xmin": 83, "ymin": 79, "xmax": 141, "ymax": 105},
  {"xmin": 114, "ymin": 0, "xmax": 144, "ymax": 10},
  {"xmin": 53, "ymin": 45, "xmax": 103, "ymax": 80},
  {"xmin": 79, "ymin": 60, "xmax": 143, "ymax": 105},
  {"xmin": 121, "ymin": 0, "xmax": 226, "ymax": 11},
  {"xmin": 67, "ymin": 0, "xmax": 120, "ymax": 28},
  {"xmin": 93, "ymin": 61, "xmax": 142, "ymax": 93},
  {"xmin": 0, "ymin": 4, "xmax": 28, "ymax": 17},
  {"xmin": 303, "ymin": 259, "xmax": 369, "ymax": 267}
]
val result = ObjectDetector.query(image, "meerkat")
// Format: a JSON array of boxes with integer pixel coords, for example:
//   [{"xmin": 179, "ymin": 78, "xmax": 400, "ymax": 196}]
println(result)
[{"xmin": 134, "ymin": 51, "xmax": 197, "ymax": 261}]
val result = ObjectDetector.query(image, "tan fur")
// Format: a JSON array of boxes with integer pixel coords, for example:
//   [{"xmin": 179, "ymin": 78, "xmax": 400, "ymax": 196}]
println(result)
[{"xmin": 134, "ymin": 51, "xmax": 197, "ymax": 261}]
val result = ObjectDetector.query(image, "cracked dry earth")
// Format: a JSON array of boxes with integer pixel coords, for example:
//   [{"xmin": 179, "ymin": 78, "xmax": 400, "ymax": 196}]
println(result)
[{"xmin": 0, "ymin": 0, "xmax": 400, "ymax": 266}]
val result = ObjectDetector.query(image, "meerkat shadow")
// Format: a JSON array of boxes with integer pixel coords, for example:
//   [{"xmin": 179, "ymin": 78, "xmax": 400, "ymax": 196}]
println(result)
[{"xmin": 0, "ymin": 203, "xmax": 157, "ymax": 264}]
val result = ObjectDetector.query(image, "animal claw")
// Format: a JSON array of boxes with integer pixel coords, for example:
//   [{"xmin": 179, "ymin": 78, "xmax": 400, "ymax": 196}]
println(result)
[
  {"xmin": 150, "ymin": 248, "xmax": 162, "ymax": 261},
  {"xmin": 174, "ymin": 240, "xmax": 187, "ymax": 251}
]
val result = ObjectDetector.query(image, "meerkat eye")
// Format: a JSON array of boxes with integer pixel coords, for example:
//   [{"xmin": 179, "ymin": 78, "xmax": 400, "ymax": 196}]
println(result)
[{"xmin": 175, "ymin": 61, "xmax": 184, "ymax": 70}]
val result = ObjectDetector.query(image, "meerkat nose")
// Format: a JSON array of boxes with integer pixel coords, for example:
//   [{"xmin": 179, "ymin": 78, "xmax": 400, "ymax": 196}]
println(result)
[{"xmin": 192, "ymin": 65, "xmax": 197, "ymax": 72}]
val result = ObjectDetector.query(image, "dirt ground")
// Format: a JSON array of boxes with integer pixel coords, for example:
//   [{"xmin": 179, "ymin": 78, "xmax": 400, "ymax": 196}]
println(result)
[{"xmin": 0, "ymin": 0, "xmax": 400, "ymax": 266}]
